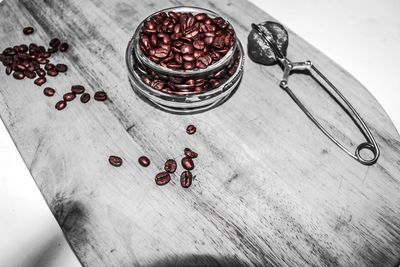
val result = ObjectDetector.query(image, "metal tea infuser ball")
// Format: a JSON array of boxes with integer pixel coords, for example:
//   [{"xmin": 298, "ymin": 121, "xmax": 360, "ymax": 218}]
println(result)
[{"xmin": 248, "ymin": 21, "xmax": 380, "ymax": 165}]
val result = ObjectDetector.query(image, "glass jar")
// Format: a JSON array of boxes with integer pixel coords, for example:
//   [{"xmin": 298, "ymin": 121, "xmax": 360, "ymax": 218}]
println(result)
[{"xmin": 126, "ymin": 6, "xmax": 245, "ymax": 114}]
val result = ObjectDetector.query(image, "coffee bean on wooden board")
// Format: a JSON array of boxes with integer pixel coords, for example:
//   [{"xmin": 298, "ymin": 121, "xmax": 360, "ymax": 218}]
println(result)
[
  {"xmin": 63, "ymin": 92, "xmax": 76, "ymax": 102},
  {"xmin": 49, "ymin": 38, "xmax": 61, "ymax": 48},
  {"xmin": 180, "ymin": 171, "xmax": 193, "ymax": 188},
  {"xmin": 80, "ymin": 93, "xmax": 91, "ymax": 103},
  {"xmin": 155, "ymin": 171, "xmax": 171, "ymax": 186},
  {"xmin": 138, "ymin": 156, "xmax": 150, "ymax": 167},
  {"xmin": 34, "ymin": 77, "xmax": 46, "ymax": 86},
  {"xmin": 23, "ymin": 26, "xmax": 34, "ymax": 35},
  {"xmin": 55, "ymin": 100, "xmax": 67, "ymax": 110},
  {"xmin": 94, "ymin": 91, "xmax": 107, "ymax": 101},
  {"xmin": 43, "ymin": 87, "xmax": 55, "ymax": 97},
  {"xmin": 184, "ymin": 148, "xmax": 198, "ymax": 158},
  {"xmin": 55, "ymin": 64, "xmax": 67, "ymax": 72},
  {"xmin": 164, "ymin": 159, "xmax": 177, "ymax": 173},
  {"xmin": 59, "ymin": 42, "xmax": 69, "ymax": 52},
  {"xmin": 186, "ymin": 124, "xmax": 196, "ymax": 135},
  {"xmin": 109, "ymin": 156, "xmax": 123, "ymax": 167},
  {"xmin": 71, "ymin": 85, "xmax": 85, "ymax": 94},
  {"xmin": 181, "ymin": 156, "xmax": 194, "ymax": 170}
]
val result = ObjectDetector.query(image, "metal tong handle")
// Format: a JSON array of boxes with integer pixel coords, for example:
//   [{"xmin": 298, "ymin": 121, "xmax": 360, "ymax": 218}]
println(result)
[{"xmin": 251, "ymin": 23, "xmax": 380, "ymax": 165}]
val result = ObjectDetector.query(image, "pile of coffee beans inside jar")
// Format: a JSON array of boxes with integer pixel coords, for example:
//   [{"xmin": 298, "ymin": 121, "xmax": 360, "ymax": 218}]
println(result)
[
  {"xmin": 135, "ymin": 10, "xmax": 241, "ymax": 95},
  {"xmin": 140, "ymin": 11, "xmax": 234, "ymax": 69}
]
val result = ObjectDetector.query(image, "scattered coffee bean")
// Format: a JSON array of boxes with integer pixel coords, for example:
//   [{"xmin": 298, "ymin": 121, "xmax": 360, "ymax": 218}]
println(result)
[
  {"xmin": 49, "ymin": 38, "xmax": 61, "ymax": 48},
  {"xmin": 23, "ymin": 26, "xmax": 34, "ymax": 35},
  {"xmin": 180, "ymin": 171, "xmax": 193, "ymax": 188},
  {"xmin": 5, "ymin": 66, "xmax": 12, "ymax": 75},
  {"xmin": 43, "ymin": 87, "xmax": 55, "ymax": 97},
  {"xmin": 109, "ymin": 155, "xmax": 123, "ymax": 167},
  {"xmin": 71, "ymin": 85, "xmax": 85, "ymax": 94},
  {"xmin": 36, "ymin": 69, "xmax": 46, "ymax": 77},
  {"xmin": 55, "ymin": 64, "xmax": 67, "ymax": 72},
  {"xmin": 63, "ymin": 92, "xmax": 76, "ymax": 102},
  {"xmin": 45, "ymin": 63, "xmax": 55, "ymax": 70},
  {"xmin": 55, "ymin": 100, "xmax": 67, "ymax": 110},
  {"xmin": 181, "ymin": 156, "xmax": 194, "ymax": 170},
  {"xmin": 184, "ymin": 148, "xmax": 198, "ymax": 158},
  {"xmin": 80, "ymin": 93, "xmax": 91, "ymax": 103},
  {"xmin": 155, "ymin": 171, "xmax": 171, "ymax": 186},
  {"xmin": 164, "ymin": 159, "xmax": 177, "ymax": 173},
  {"xmin": 24, "ymin": 70, "xmax": 36, "ymax": 79},
  {"xmin": 59, "ymin": 43, "xmax": 69, "ymax": 52},
  {"xmin": 138, "ymin": 156, "xmax": 150, "ymax": 167},
  {"xmin": 186, "ymin": 124, "xmax": 196, "ymax": 134},
  {"xmin": 47, "ymin": 69, "xmax": 58, "ymax": 77},
  {"xmin": 94, "ymin": 91, "xmax": 107, "ymax": 101},
  {"xmin": 34, "ymin": 77, "xmax": 46, "ymax": 86},
  {"xmin": 13, "ymin": 71, "xmax": 24, "ymax": 80}
]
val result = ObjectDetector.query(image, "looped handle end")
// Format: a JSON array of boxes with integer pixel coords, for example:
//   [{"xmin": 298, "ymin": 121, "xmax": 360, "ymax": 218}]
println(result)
[{"xmin": 355, "ymin": 142, "xmax": 380, "ymax": 166}]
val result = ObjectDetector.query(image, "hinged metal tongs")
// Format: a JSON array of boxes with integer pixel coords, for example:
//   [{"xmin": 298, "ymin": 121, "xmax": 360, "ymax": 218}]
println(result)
[{"xmin": 250, "ymin": 22, "xmax": 380, "ymax": 165}]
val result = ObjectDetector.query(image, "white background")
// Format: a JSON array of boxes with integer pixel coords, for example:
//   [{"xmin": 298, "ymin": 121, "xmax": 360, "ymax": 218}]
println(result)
[{"xmin": 0, "ymin": 0, "xmax": 399, "ymax": 266}]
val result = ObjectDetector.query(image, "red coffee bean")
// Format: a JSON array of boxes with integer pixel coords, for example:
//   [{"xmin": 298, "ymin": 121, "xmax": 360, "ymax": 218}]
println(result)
[
  {"xmin": 155, "ymin": 171, "xmax": 171, "ymax": 186},
  {"xmin": 181, "ymin": 157, "xmax": 194, "ymax": 170},
  {"xmin": 108, "ymin": 155, "xmax": 123, "ymax": 167},
  {"xmin": 5, "ymin": 66, "xmax": 12, "ymax": 75},
  {"xmin": 71, "ymin": 85, "xmax": 85, "ymax": 94},
  {"xmin": 49, "ymin": 38, "xmax": 61, "ymax": 48},
  {"xmin": 150, "ymin": 79, "xmax": 165, "ymax": 90},
  {"xmin": 193, "ymin": 40, "xmax": 205, "ymax": 50},
  {"xmin": 164, "ymin": 159, "xmax": 177, "ymax": 173},
  {"xmin": 16, "ymin": 64, "xmax": 26, "ymax": 71},
  {"xmin": 186, "ymin": 124, "xmax": 196, "ymax": 134},
  {"xmin": 45, "ymin": 63, "xmax": 54, "ymax": 70},
  {"xmin": 94, "ymin": 91, "xmax": 107, "ymax": 101},
  {"xmin": 138, "ymin": 156, "xmax": 150, "ymax": 167},
  {"xmin": 40, "ymin": 52, "xmax": 51, "ymax": 58},
  {"xmin": 55, "ymin": 64, "xmax": 67, "ymax": 72},
  {"xmin": 195, "ymin": 59, "xmax": 207, "ymax": 69},
  {"xmin": 47, "ymin": 69, "xmax": 58, "ymax": 77},
  {"xmin": 80, "ymin": 93, "xmax": 91, "ymax": 103},
  {"xmin": 180, "ymin": 171, "xmax": 193, "ymax": 188},
  {"xmin": 55, "ymin": 100, "xmax": 67, "ymax": 110},
  {"xmin": 43, "ymin": 87, "xmax": 55, "ymax": 97},
  {"xmin": 36, "ymin": 68, "xmax": 46, "ymax": 77},
  {"xmin": 174, "ymin": 54, "xmax": 183, "ymax": 64},
  {"xmin": 183, "ymin": 61, "xmax": 195, "ymax": 70},
  {"xmin": 13, "ymin": 71, "xmax": 24, "ymax": 80},
  {"xmin": 154, "ymin": 48, "xmax": 169, "ymax": 58},
  {"xmin": 23, "ymin": 27, "xmax": 34, "ymax": 35},
  {"xmin": 184, "ymin": 147, "xmax": 198, "ymax": 158},
  {"xmin": 63, "ymin": 92, "xmax": 76, "ymax": 102},
  {"xmin": 180, "ymin": 44, "xmax": 193, "ymax": 54},
  {"xmin": 24, "ymin": 70, "xmax": 36, "ymax": 79},
  {"xmin": 34, "ymin": 76, "xmax": 46, "ymax": 86},
  {"xmin": 59, "ymin": 43, "xmax": 69, "ymax": 52},
  {"xmin": 183, "ymin": 54, "xmax": 195, "ymax": 62},
  {"xmin": 195, "ymin": 13, "xmax": 207, "ymax": 21}
]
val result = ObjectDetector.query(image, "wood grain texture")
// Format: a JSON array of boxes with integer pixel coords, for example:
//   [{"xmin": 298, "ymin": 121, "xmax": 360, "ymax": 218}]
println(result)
[{"xmin": 1, "ymin": 0, "xmax": 400, "ymax": 266}]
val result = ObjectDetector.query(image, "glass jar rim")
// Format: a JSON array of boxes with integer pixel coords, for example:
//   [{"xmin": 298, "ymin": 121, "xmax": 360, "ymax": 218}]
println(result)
[{"xmin": 132, "ymin": 6, "xmax": 237, "ymax": 77}]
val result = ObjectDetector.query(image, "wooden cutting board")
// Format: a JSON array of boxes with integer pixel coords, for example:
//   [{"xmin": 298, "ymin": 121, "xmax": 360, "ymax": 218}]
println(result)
[{"xmin": 1, "ymin": 0, "xmax": 399, "ymax": 266}]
